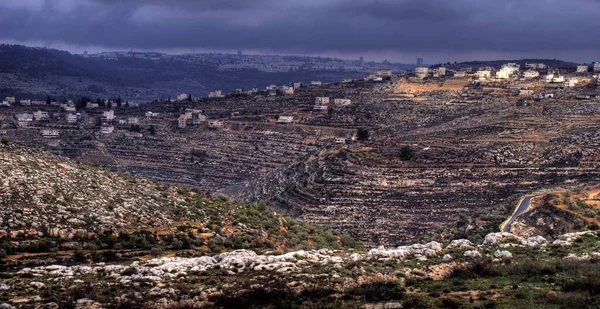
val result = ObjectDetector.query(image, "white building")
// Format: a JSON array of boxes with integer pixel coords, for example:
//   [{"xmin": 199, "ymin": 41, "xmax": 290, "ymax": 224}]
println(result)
[
  {"xmin": 415, "ymin": 67, "xmax": 429, "ymax": 79},
  {"xmin": 594, "ymin": 62, "xmax": 600, "ymax": 72},
  {"xmin": 435, "ymin": 67, "xmax": 446, "ymax": 76},
  {"xmin": 16, "ymin": 113, "xmax": 33, "ymax": 127},
  {"xmin": 293, "ymin": 82, "xmax": 303, "ymax": 89},
  {"xmin": 313, "ymin": 105, "xmax": 329, "ymax": 111},
  {"xmin": 178, "ymin": 114, "xmax": 192, "ymax": 128},
  {"xmin": 277, "ymin": 116, "xmax": 294, "ymax": 124},
  {"xmin": 208, "ymin": 90, "xmax": 225, "ymax": 98},
  {"xmin": 476, "ymin": 70, "xmax": 492, "ymax": 79},
  {"xmin": 311, "ymin": 81, "xmax": 322, "ymax": 86},
  {"xmin": 500, "ymin": 63, "xmax": 520, "ymax": 76},
  {"xmin": 333, "ymin": 98, "xmax": 352, "ymax": 106},
  {"xmin": 523, "ymin": 70, "xmax": 540, "ymax": 79},
  {"xmin": 145, "ymin": 111, "xmax": 159, "ymax": 118},
  {"xmin": 519, "ymin": 89, "xmax": 534, "ymax": 96},
  {"xmin": 526, "ymin": 63, "xmax": 547, "ymax": 70},
  {"xmin": 19, "ymin": 99, "xmax": 31, "ymax": 106},
  {"xmin": 545, "ymin": 73, "xmax": 565, "ymax": 83},
  {"xmin": 86, "ymin": 102, "xmax": 99, "ymax": 109},
  {"xmin": 495, "ymin": 68, "xmax": 511, "ymax": 79},
  {"xmin": 577, "ymin": 65, "xmax": 589, "ymax": 73},
  {"xmin": 41, "ymin": 129, "xmax": 60, "ymax": 138},
  {"xmin": 5, "ymin": 96, "xmax": 15, "ymax": 104},
  {"xmin": 102, "ymin": 110, "xmax": 115, "ymax": 121},
  {"xmin": 377, "ymin": 69, "xmax": 393, "ymax": 78},
  {"xmin": 33, "ymin": 111, "xmax": 50, "ymax": 121},
  {"xmin": 208, "ymin": 120, "xmax": 224, "ymax": 129},
  {"xmin": 334, "ymin": 137, "xmax": 346, "ymax": 144},
  {"xmin": 315, "ymin": 97, "xmax": 330, "ymax": 105},
  {"xmin": 100, "ymin": 124, "xmax": 114, "ymax": 134},
  {"xmin": 128, "ymin": 117, "xmax": 140, "ymax": 124},
  {"xmin": 177, "ymin": 93, "xmax": 189, "ymax": 101},
  {"xmin": 281, "ymin": 86, "xmax": 294, "ymax": 95},
  {"xmin": 453, "ymin": 71, "xmax": 467, "ymax": 78},
  {"xmin": 66, "ymin": 114, "xmax": 78, "ymax": 124}
]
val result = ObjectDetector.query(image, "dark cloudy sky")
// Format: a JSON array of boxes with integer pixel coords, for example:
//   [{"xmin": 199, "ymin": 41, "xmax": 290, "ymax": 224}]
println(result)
[{"xmin": 0, "ymin": 0, "xmax": 599, "ymax": 63}]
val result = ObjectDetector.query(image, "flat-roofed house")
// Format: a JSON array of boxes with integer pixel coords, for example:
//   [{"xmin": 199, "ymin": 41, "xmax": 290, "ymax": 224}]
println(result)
[
  {"xmin": 523, "ymin": 70, "xmax": 540, "ymax": 79},
  {"xmin": 577, "ymin": 65, "xmax": 589, "ymax": 73},
  {"xmin": 33, "ymin": 111, "xmax": 49, "ymax": 121},
  {"xmin": 315, "ymin": 97, "xmax": 330, "ymax": 105},
  {"xmin": 415, "ymin": 67, "xmax": 429, "ymax": 79},
  {"xmin": 41, "ymin": 129, "xmax": 60, "ymax": 138},
  {"xmin": 66, "ymin": 114, "xmax": 77, "ymax": 124},
  {"xmin": 277, "ymin": 116, "xmax": 294, "ymax": 124},
  {"xmin": 16, "ymin": 113, "xmax": 33, "ymax": 127},
  {"xmin": 377, "ymin": 69, "xmax": 393, "ymax": 78},
  {"xmin": 333, "ymin": 99, "xmax": 352, "ymax": 106},
  {"xmin": 102, "ymin": 110, "xmax": 115, "ymax": 121},
  {"xmin": 208, "ymin": 120, "xmax": 224, "ymax": 129},
  {"xmin": 100, "ymin": 124, "xmax": 114, "ymax": 134},
  {"xmin": 281, "ymin": 86, "xmax": 294, "ymax": 95}
]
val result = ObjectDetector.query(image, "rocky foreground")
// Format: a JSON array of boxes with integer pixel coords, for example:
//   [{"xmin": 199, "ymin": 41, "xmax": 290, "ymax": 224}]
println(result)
[{"xmin": 2, "ymin": 230, "xmax": 600, "ymax": 308}]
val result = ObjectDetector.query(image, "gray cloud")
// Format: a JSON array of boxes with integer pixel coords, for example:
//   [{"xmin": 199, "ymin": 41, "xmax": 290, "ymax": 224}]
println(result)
[{"xmin": 0, "ymin": 0, "xmax": 598, "ymax": 62}]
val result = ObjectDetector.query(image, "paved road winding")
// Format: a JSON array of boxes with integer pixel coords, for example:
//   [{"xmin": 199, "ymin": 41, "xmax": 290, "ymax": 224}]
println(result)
[{"xmin": 501, "ymin": 195, "xmax": 539, "ymax": 233}]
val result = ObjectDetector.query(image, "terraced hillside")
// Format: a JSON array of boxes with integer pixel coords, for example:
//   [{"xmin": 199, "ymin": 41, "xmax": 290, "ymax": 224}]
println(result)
[
  {"xmin": 2, "ymin": 77, "xmax": 600, "ymax": 247},
  {"xmin": 228, "ymin": 78, "xmax": 600, "ymax": 245}
]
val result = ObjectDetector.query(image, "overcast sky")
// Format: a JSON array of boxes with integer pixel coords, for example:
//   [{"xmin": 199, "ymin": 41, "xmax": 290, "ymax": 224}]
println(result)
[{"xmin": 0, "ymin": 0, "xmax": 599, "ymax": 63}]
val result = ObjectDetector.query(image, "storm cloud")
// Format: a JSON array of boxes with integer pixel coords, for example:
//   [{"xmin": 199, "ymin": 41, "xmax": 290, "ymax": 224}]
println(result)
[{"xmin": 0, "ymin": 0, "xmax": 599, "ymax": 62}]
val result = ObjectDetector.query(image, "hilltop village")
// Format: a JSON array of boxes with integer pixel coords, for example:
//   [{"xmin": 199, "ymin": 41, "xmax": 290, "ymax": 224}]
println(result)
[{"xmin": 1, "ymin": 60, "xmax": 600, "ymax": 247}]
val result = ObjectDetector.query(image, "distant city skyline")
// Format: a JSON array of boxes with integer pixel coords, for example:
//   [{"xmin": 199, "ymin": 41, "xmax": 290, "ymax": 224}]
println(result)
[{"xmin": 0, "ymin": 1, "xmax": 599, "ymax": 64}]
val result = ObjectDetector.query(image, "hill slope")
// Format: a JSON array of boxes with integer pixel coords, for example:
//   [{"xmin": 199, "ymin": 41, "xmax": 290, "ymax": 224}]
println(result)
[{"xmin": 0, "ymin": 140, "xmax": 356, "ymax": 259}]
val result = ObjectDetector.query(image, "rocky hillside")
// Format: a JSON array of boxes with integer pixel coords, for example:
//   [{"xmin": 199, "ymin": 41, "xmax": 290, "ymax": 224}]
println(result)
[
  {"xmin": 0, "ymin": 140, "xmax": 357, "ymax": 260},
  {"xmin": 509, "ymin": 187, "xmax": 600, "ymax": 238},
  {"xmin": 2, "ymin": 229, "xmax": 600, "ymax": 308},
  {"xmin": 0, "ymin": 140, "xmax": 199, "ymax": 239}
]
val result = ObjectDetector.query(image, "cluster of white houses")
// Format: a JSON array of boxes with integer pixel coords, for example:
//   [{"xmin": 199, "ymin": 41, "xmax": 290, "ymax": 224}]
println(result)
[
  {"xmin": 313, "ymin": 97, "xmax": 352, "ymax": 111},
  {"xmin": 413, "ymin": 61, "xmax": 600, "ymax": 81},
  {"xmin": 363, "ymin": 69, "xmax": 393, "ymax": 81},
  {"xmin": 178, "ymin": 109, "xmax": 207, "ymax": 129}
]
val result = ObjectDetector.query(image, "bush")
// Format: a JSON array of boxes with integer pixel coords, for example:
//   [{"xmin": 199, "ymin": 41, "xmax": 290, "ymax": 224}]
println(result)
[
  {"xmin": 399, "ymin": 146, "xmax": 415, "ymax": 161},
  {"xmin": 150, "ymin": 246, "xmax": 164, "ymax": 257},
  {"xmin": 0, "ymin": 137, "xmax": 9, "ymax": 145},
  {"xmin": 347, "ymin": 281, "xmax": 405, "ymax": 302}
]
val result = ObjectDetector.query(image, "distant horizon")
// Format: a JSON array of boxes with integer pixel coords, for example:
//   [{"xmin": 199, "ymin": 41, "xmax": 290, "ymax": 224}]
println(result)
[{"xmin": 1, "ymin": 41, "xmax": 594, "ymax": 67}]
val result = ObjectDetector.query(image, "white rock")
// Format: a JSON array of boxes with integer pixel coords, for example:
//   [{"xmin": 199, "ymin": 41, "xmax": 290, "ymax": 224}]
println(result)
[
  {"xmin": 463, "ymin": 250, "xmax": 482, "ymax": 258},
  {"xmin": 30, "ymin": 281, "xmax": 45, "ymax": 289},
  {"xmin": 442, "ymin": 254, "xmax": 453, "ymax": 261},
  {"xmin": 494, "ymin": 250, "xmax": 513, "ymax": 259},
  {"xmin": 483, "ymin": 232, "xmax": 522, "ymax": 246},
  {"xmin": 521, "ymin": 236, "xmax": 548, "ymax": 247},
  {"xmin": 446, "ymin": 239, "xmax": 474, "ymax": 250}
]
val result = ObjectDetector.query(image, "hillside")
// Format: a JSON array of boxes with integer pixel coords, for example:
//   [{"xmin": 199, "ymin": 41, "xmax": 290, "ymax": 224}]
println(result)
[
  {"xmin": 0, "ymin": 45, "xmax": 374, "ymax": 101},
  {"xmin": 508, "ymin": 186, "xmax": 600, "ymax": 237},
  {"xmin": 0, "ymin": 141, "xmax": 356, "ymax": 261}
]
